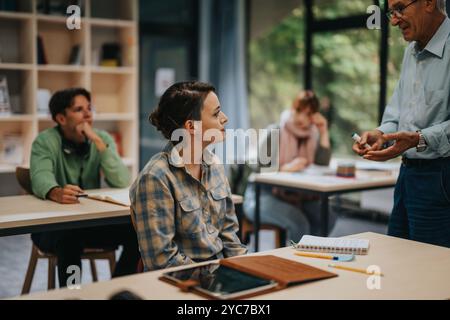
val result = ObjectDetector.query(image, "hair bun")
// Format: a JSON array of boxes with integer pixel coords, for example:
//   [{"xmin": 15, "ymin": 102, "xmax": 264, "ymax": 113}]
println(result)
[{"xmin": 149, "ymin": 108, "xmax": 161, "ymax": 128}]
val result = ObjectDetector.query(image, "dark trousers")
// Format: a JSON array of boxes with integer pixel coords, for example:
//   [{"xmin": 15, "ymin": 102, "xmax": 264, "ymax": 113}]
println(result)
[
  {"xmin": 388, "ymin": 158, "xmax": 450, "ymax": 248},
  {"xmin": 31, "ymin": 223, "xmax": 140, "ymax": 287}
]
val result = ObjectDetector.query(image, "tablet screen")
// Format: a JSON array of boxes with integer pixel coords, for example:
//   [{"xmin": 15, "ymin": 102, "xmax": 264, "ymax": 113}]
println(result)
[{"xmin": 163, "ymin": 263, "xmax": 277, "ymax": 299}]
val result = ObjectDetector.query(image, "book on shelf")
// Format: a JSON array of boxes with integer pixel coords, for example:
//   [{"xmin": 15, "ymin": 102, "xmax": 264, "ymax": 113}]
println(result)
[
  {"xmin": 37, "ymin": 36, "xmax": 48, "ymax": 65},
  {"xmin": 0, "ymin": 0, "xmax": 18, "ymax": 11},
  {"xmin": 68, "ymin": 44, "xmax": 82, "ymax": 65},
  {"xmin": 100, "ymin": 43, "xmax": 121, "ymax": 67},
  {"xmin": 37, "ymin": 89, "xmax": 51, "ymax": 115},
  {"xmin": 0, "ymin": 134, "xmax": 24, "ymax": 165},
  {"xmin": 0, "ymin": 76, "xmax": 11, "ymax": 115}
]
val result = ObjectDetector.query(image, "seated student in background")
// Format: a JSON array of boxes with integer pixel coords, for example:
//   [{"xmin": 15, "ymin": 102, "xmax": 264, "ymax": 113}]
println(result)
[
  {"xmin": 244, "ymin": 90, "xmax": 337, "ymax": 241},
  {"xmin": 130, "ymin": 81, "xmax": 247, "ymax": 271},
  {"xmin": 30, "ymin": 88, "xmax": 140, "ymax": 287}
]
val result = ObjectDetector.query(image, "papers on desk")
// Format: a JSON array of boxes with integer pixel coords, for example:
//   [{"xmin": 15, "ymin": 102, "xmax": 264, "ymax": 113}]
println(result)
[
  {"xmin": 302, "ymin": 164, "xmax": 336, "ymax": 176},
  {"xmin": 87, "ymin": 190, "xmax": 130, "ymax": 207}
]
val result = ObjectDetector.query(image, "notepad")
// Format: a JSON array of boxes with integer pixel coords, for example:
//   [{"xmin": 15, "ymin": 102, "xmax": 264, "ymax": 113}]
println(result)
[{"xmin": 294, "ymin": 235, "xmax": 370, "ymax": 255}]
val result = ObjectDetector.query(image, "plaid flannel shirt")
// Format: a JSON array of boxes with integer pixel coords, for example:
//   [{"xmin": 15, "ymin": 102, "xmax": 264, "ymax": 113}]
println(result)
[{"xmin": 130, "ymin": 143, "xmax": 247, "ymax": 271}]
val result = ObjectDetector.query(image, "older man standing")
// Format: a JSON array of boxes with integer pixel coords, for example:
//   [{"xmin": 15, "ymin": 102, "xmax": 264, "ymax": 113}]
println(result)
[{"xmin": 353, "ymin": 0, "xmax": 450, "ymax": 247}]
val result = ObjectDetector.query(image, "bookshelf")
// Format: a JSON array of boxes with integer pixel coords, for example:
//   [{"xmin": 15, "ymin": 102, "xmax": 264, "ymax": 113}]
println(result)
[{"xmin": 0, "ymin": 0, "xmax": 139, "ymax": 180}]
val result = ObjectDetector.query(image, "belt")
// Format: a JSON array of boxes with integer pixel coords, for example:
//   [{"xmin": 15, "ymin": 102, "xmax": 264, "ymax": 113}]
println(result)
[{"xmin": 401, "ymin": 156, "xmax": 450, "ymax": 167}]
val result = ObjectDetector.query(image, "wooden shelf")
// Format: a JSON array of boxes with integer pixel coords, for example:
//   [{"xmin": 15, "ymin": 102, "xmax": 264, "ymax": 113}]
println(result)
[
  {"xmin": 0, "ymin": 164, "xmax": 16, "ymax": 174},
  {"xmin": 89, "ymin": 18, "xmax": 135, "ymax": 28},
  {"xmin": 0, "ymin": 11, "xmax": 33, "ymax": 20},
  {"xmin": 37, "ymin": 114, "xmax": 52, "ymax": 121},
  {"xmin": 36, "ymin": 14, "xmax": 87, "ymax": 24},
  {"xmin": 0, "ymin": 115, "xmax": 34, "ymax": 122},
  {"xmin": 94, "ymin": 113, "xmax": 135, "ymax": 121},
  {"xmin": 0, "ymin": 63, "xmax": 33, "ymax": 70},
  {"xmin": 90, "ymin": 66, "xmax": 134, "ymax": 74},
  {"xmin": 38, "ymin": 65, "xmax": 86, "ymax": 72},
  {"xmin": 0, "ymin": 0, "xmax": 139, "ymax": 179}
]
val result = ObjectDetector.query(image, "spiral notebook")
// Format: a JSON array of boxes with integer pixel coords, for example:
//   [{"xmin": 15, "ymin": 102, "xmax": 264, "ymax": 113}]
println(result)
[{"xmin": 294, "ymin": 235, "xmax": 370, "ymax": 255}]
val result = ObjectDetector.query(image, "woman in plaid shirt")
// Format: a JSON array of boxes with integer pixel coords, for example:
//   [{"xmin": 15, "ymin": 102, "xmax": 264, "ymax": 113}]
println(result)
[{"xmin": 130, "ymin": 81, "xmax": 247, "ymax": 271}]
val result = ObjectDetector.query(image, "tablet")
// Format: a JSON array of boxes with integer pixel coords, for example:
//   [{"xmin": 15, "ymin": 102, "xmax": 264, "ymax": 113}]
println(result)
[{"xmin": 162, "ymin": 263, "xmax": 278, "ymax": 299}]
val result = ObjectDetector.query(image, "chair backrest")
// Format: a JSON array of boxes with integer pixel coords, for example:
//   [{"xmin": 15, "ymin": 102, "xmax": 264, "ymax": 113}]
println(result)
[
  {"xmin": 129, "ymin": 208, "xmax": 137, "ymax": 231},
  {"xmin": 129, "ymin": 207, "xmax": 145, "ymax": 273},
  {"xmin": 15, "ymin": 166, "xmax": 33, "ymax": 195}
]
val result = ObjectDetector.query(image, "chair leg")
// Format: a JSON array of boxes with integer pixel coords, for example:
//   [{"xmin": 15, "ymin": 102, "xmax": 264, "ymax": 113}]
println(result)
[
  {"xmin": 89, "ymin": 259, "xmax": 98, "ymax": 282},
  {"xmin": 21, "ymin": 245, "xmax": 39, "ymax": 295},
  {"xmin": 48, "ymin": 257, "xmax": 57, "ymax": 290},
  {"xmin": 107, "ymin": 252, "xmax": 116, "ymax": 277},
  {"xmin": 274, "ymin": 229, "xmax": 281, "ymax": 248},
  {"xmin": 274, "ymin": 228, "xmax": 287, "ymax": 248},
  {"xmin": 279, "ymin": 229, "xmax": 287, "ymax": 248}
]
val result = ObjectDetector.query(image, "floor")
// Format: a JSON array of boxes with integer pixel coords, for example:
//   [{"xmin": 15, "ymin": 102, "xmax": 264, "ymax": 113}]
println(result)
[{"xmin": 0, "ymin": 212, "xmax": 387, "ymax": 299}]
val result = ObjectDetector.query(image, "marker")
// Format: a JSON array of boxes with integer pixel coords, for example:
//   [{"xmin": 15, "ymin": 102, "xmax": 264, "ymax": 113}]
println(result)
[
  {"xmin": 295, "ymin": 251, "xmax": 355, "ymax": 262},
  {"xmin": 352, "ymin": 133, "xmax": 371, "ymax": 149}
]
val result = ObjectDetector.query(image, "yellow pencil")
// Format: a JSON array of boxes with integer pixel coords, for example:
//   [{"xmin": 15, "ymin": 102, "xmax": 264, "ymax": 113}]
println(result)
[
  {"xmin": 295, "ymin": 252, "xmax": 336, "ymax": 260},
  {"xmin": 328, "ymin": 264, "xmax": 384, "ymax": 276}
]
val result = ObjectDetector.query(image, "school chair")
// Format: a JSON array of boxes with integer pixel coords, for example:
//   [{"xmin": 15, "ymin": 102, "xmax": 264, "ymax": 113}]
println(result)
[
  {"xmin": 230, "ymin": 164, "xmax": 288, "ymax": 249},
  {"xmin": 15, "ymin": 166, "xmax": 117, "ymax": 294},
  {"xmin": 232, "ymin": 194, "xmax": 287, "ymax": 249}
]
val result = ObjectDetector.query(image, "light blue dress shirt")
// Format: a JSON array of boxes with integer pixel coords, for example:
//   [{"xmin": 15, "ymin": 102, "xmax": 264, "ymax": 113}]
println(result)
[{"xmin": 378, "ymin": 18, "xmax": 450, "ymax": 159}]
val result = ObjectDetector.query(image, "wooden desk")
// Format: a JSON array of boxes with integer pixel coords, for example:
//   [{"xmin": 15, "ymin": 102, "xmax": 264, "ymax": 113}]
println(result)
[
  {"xmin": 252, "ymin": 162, "xmax": 399, "ymax": 251},
  {"xmin": 0, "ymin": 189, "xmax": 131, "ymax": 237},
  {"xmin": 15, "ymin": 232, "xmax": 450, "ymax": 300},
  {"xmin": 0, "ymin": 188, "xmax": 245, "ymax": 237}
]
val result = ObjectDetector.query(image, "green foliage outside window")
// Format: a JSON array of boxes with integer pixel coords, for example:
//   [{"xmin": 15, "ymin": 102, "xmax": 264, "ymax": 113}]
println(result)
[{"xmin": 249, "ymin": 0, "xmax": 407, "ymax": 155}]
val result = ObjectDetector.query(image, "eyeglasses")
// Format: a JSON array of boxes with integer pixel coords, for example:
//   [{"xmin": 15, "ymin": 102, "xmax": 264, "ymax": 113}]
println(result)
[{"xmin": 386, "ymin": 0, "xmax": 418, "ymax": 20}]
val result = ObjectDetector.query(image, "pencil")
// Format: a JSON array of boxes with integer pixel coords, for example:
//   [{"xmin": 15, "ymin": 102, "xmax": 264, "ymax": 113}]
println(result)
[
  {"xmin": 295, "ymin": 252, "xmax": 337, "ymax": 260},
  {"xmin": 328, "ymin": 264, "xmax": 384, "ymax": 276}
]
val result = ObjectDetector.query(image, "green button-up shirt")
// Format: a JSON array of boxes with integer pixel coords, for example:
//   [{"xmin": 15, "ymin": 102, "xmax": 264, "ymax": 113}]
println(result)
[
  {"xmin": 379, "ymin": 18, "xmax": 450, "ymax": 159},
  {"xmin": 30, "ymin": 127, "xmax": 130, "ymax": 199}
]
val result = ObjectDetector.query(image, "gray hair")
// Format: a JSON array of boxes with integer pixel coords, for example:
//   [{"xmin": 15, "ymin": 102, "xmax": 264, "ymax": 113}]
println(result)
[{"xmin": 436, "ymin": 0, "xmax": 447, "ymax": 15}]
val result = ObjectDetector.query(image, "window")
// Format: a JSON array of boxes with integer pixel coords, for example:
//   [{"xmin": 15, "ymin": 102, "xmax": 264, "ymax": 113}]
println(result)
[
  {"xmin": 387, "ymin": 26, "xmax": 407, "ymax": 99},
  {"xmin": 249, "ymin": 7, "xmax": 305, "ymax": 130},
  {"xmin": 312, "ymin": 28, "xmax": 380, "ymax": 155},
  {"xmin": 313, "ymin": 0, "xmax": 374, "ymax": 19}
]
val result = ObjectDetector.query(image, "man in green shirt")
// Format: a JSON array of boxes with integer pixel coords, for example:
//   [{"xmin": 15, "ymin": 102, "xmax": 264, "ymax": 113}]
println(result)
[{"xmin": 30, "ymin": 88, "xmax": 139, "ymax": 287}]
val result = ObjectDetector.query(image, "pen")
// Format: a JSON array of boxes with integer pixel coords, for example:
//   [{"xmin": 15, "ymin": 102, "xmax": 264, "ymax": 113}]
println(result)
[
  {"xmin": 351, "ymin": 133, "xmax": 371, "ymax": 149},
  {"xmin": 328, "ymin": 264, "xmax": 384, "ymax": 276},
  {"xmin": 76, "ymin": 193, "xmax": 89, "ymax": 198},
  {"xmin": 295, "ymin": 252, "xmax": 338, "ymax": 260}
]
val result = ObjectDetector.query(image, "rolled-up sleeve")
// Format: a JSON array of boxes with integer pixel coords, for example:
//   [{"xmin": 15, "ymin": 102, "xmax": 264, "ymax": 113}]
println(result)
[
  {"xmin": 98, "ymin": 132, "xmax": 130, "ymax": 188},
  {"xmin": 30, "ymin": 138, "xmax": 60, "ymax": 199},
  {"xmin": 422, "ymin": 120, "xmax": 450, "ymax": 157},
  {"xmin": 130, "ymin": 173, "xmax": 194, "ymax": 271}
]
